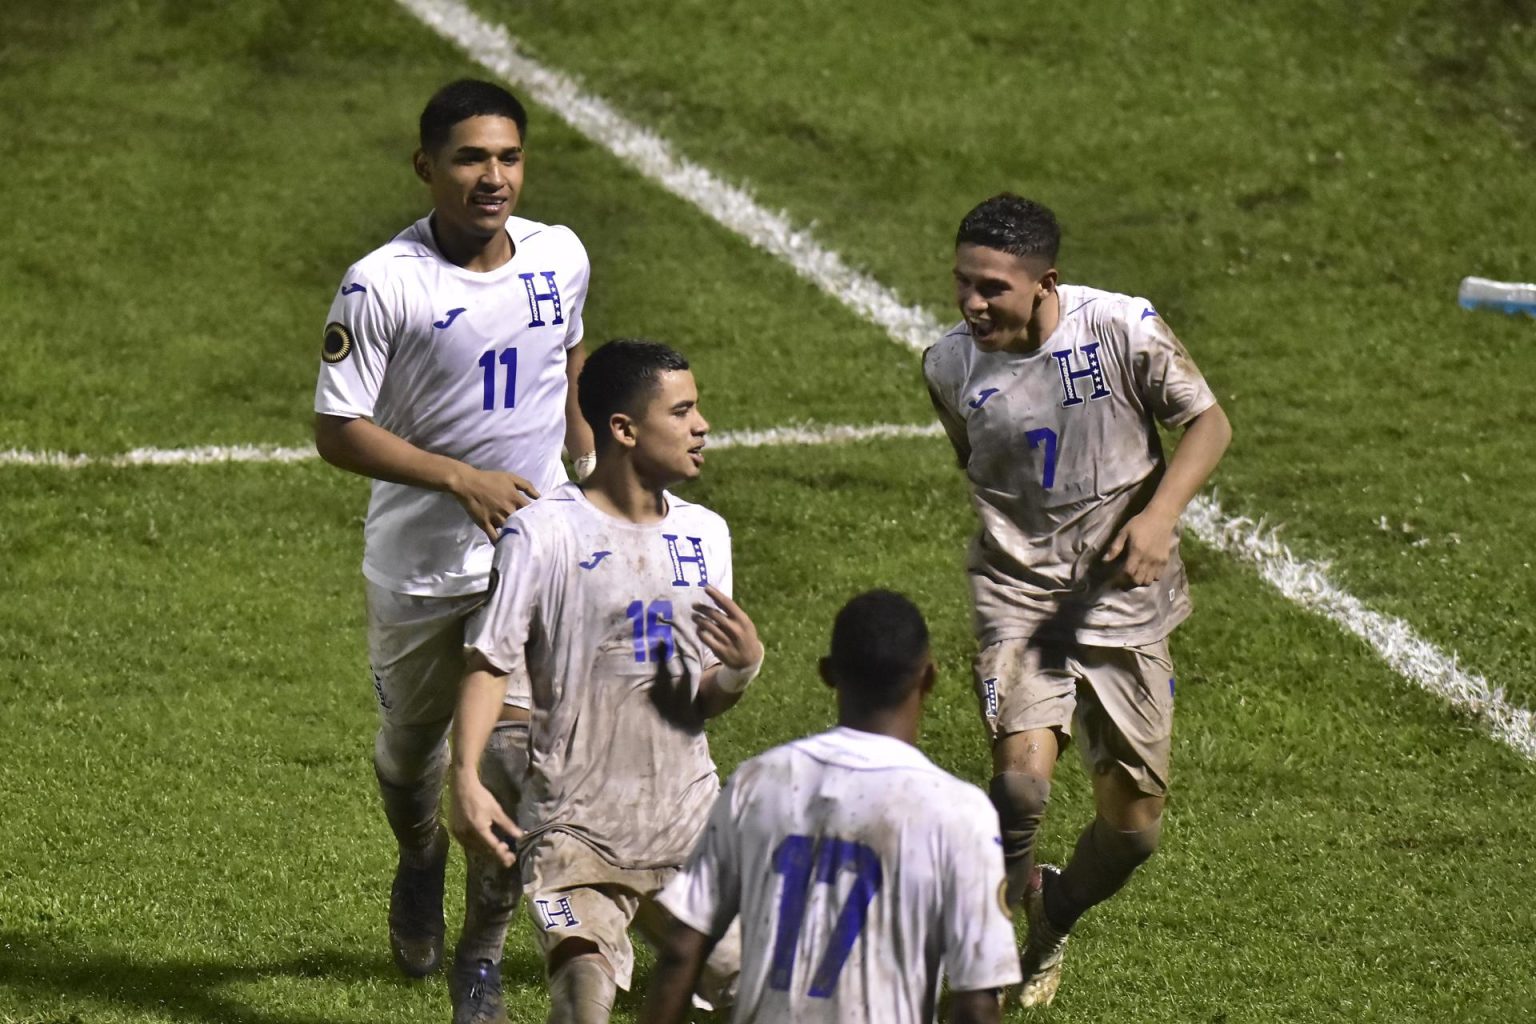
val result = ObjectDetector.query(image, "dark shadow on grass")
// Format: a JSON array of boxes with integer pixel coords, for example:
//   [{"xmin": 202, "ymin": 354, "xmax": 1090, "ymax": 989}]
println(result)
[{"xmin": 0, "ymin": 933, "xmax": 544, "ymax": 1024}]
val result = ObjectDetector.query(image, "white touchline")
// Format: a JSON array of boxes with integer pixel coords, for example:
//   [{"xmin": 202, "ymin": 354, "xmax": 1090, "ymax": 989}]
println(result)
[
  {"xmin": 0, "ymin": 423, "xmax": 946, "ymax": 469},
  {"xmin": 389, "ymin": 0, "xmax": 1535, "ymax": 763}
]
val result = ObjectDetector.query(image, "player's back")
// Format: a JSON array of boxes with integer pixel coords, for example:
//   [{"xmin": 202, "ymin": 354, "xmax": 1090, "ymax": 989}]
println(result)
[{"xmin": 726, "ymin": 728, "xmax": 1016, "ymax": 1023}]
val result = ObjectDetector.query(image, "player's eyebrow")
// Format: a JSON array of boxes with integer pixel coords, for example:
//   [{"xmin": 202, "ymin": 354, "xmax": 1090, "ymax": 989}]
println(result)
[{"xmin": 452, "ymin": 145, "xmax": 523, "ymax": 159}]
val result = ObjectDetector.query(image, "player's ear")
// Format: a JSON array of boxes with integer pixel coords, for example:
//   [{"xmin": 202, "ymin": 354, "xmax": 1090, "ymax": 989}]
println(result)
[
  {"xmin": 608, "ymin": 412, "xmax": 637, "ymax": 450},
  {"xmin": 412, "ymin": 148, "xmax": 433, "ymax": 185},
  {"xmin": 916, "ymin": 655, "xmax": 938, "ymax": 700},
  {"xmin": 817, "ymin": 657, "xmax": 837, "ymax": 691},
  {"xmin": 1038, "ymin": 266, "xmax": 1059, "ymax": 295}
]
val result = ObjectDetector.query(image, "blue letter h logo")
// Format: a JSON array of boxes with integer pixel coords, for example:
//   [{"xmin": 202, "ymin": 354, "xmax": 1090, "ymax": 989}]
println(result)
[
  {"xmin": 520, "ymin": 271, "xmax": 564, "ymax": 327},
  {"xmin": 662, "ymin": 535, "xmax": 709, "ymax": 587},
  {"xmin": 1051, "ymin": 342, "xmax": 1112, "ymax": 407}
]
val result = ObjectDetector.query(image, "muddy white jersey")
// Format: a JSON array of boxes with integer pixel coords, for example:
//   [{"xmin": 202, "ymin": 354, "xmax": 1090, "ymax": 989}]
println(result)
[
  {"xmin": 465, "ymin": 482, "xmax": 732, "ymax": 868},
  {"xmin": 658, "ymin": 728, "xmax": 1021, "ymax": 1023},
  {"xmin": 923, "ymin": 283, "xmax": 1217, "ymax": 646},
  {"xmin": 315, "ymin": 214, "xmax": 589, "ymax": 597}
]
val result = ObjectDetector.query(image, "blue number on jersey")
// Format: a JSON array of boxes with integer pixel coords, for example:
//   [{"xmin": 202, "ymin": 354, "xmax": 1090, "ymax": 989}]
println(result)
[
  {"xmin": 625, "ymin": 599, "xmax": 675, "ymax": 663},
  {"xmin": 1025, "ymin": 426, "xmax": 1058, "ymax": 489},
  {"xmin": 767, "ymin": 834, "xmax": 883, "ymax": 998},
  {"xmin": 478, "ymin": 347, "xmax": 518, "ymax": 410}
]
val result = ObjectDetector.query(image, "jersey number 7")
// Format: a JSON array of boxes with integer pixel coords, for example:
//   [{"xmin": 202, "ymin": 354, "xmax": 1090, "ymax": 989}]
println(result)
[{"xmin": 767, "ymin": 834, "xmax": 883, "ymax": 998}]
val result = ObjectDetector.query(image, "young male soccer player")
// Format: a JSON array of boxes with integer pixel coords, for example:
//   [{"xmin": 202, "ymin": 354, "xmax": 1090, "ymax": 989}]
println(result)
[
  {"xmin": 312, "ymin": 78, "xmax": 594, "ymax": 1016},
  {"xmin": 452, "ymin": 339, "xmax": 763, "ymax": 1024},
  {"xmin": 923, "ymin": 194, "xmax": 1232, "ymax": 1006},
  {"xmin": 640, "ymin": 590, "xmax": 1021, "ymax": 1024}
]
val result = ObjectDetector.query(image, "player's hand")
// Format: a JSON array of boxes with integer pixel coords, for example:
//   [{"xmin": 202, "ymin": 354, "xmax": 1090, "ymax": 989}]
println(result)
[
  {"xmin": 1103, "ymin": 509, "xmax": 1178, "ymax": 588},
  {"xmin": 692, "ymin": 585, "xmax": 764, "ymax": 672},
  {"xmin": 449, "ymin": 773, "xmax": 522, "ymax": 869},
  {"xmin": 450, "ymin": 466, "xmax": 541, "ymax": 539}
]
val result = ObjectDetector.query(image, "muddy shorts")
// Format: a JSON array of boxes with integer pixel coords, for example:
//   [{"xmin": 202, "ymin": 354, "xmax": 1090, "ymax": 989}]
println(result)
[{"xmin": 973, "ymin": 636, "xmax": 1175, "ymax": 796}]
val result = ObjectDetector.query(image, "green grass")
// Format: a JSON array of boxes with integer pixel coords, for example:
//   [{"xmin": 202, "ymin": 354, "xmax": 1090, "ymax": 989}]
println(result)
[{"xmin": 3, "ymin": 1, "xmax": 1535, "ymax": 1021}]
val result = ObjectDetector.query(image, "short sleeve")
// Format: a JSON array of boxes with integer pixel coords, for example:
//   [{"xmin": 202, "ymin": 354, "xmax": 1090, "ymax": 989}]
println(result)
[
  {"xmin": 464, "ymin": 517, "xmax": 542, "ymax": 676},
  {"xmin": 655, "ymin": 774, "xmax": 742, "ymax": 940},
  {"xmin": 561, "ymin": 230, "xmax": 590, "ymax": 351},
  {"xmin": 939, "ymin": 793, "xmax": 1024, "ymax": 992},
  {"xmin": 1127, "ymin": 302, "xmax": 1217, "ymax": 429},
  {"xmin": 314, "ymin": 267, "xmax": 397, "ymax": 419},
  {"xmin": 923, "ymin": 340, "xmax": 971, "ymax": 466}
]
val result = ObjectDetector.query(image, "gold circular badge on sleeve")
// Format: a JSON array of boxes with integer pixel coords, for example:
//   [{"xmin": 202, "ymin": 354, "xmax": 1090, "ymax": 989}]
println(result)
[{"xmin": 322, "ymin": 321, "xmax": 353, "ymax": 363}]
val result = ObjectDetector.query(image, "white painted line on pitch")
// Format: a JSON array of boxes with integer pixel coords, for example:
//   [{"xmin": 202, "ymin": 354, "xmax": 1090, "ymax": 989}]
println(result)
[
  {"xmin": 1185, "ymin": 495, "xmax": 1535, "ymax": 762},
  {"xmin": 0, "ymin": 422, "xmax": 946, "ymax": 470},
  {"xmin": 395, "ymin": 0, "xmax": 1536, "ymax": 763},
  {"xmin": 394, "ymin": 0, "xmax": 938, "ymax": 352}
]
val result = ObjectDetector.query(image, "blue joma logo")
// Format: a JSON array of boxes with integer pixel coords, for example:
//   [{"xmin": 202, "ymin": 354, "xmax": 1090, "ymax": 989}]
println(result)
[
  {"xmin": 433, "ymin": 307, "xmax": 466, "ymax": 329},
  {"xmin": 579, "ymin": 551, "xmax": 611, "ymax": 570},
  {"xmin": 969, "ymin": 388, "xmax": 1000, "ymax": 409},
  {"xmin": 341, "ymin": 283, "xmax": 367, "ymax": 296}
]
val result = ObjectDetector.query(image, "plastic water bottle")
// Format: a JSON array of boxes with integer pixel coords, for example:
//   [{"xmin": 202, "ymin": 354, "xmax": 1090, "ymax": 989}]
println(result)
[{"xmin": 1458, "ymin": 276, "xmax": 1536, "ymax": 317}]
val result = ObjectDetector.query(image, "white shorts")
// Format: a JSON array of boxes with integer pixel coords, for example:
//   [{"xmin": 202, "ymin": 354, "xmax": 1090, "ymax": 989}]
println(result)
[{"xmin": 365, "ymin": 581, "xmax": 528, "ymax": 726}]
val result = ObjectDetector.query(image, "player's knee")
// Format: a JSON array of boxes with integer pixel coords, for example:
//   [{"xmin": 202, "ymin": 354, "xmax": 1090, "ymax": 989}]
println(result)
[
  {"xmin": 373, "ymin": 718, "xmax": 450, "ymax": 785},
  {"xmin": 1101, "ymin": 815, "xmax": 1162, "ymax": 868},
  {"xmin": 547, "ymin": 947, "xmax": 616, "ymax": 1024},
  {"xmin": 989, "ymin": 771, "xmax": 1051, "ymax": 834}
]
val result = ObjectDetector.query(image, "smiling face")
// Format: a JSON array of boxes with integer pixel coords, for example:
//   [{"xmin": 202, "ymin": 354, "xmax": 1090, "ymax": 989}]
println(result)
[
  {"xmin": 413, "ymin": 114, "xmax": 524, "ymax": 251},
  {"xmin": 627, "ymin": 369, "xmax": 710, "ymax": 487},
  {"xmin": 953, "ymin": 243, "xmax": 1058, "ymax": 354}
]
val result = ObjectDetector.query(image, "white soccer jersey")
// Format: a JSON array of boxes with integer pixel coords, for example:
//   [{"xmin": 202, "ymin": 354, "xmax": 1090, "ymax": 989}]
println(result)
[
  {"xmin": 923, "ymin": 283, "xmax": 1218, "ymax": 647},
  {"xmin": 314, "ymin": 214, "xmax": 589, "ymax": 597},
  {"xmin": 465, "ymin": 482, "xmax": 732, "ymax": 868},
  {"xmin": 659, "ymin": 728, "xmax": 1021, "ymax": 1024}
]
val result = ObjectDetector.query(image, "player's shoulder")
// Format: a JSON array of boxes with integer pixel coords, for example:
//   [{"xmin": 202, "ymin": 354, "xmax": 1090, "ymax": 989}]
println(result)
[
  {"xmin": 665, "ymin": 493, "xmax": 729, "ymax": 537},
  {"xmin": 507, "ymin": 216, "xmax": 588, "ymax": 263},
  {"xmin": 1060, "ymin": 282, "xmax": 1158, "ymax": 337},
  {"xmin": 923, "ymin": 321, "xmax": 978, "ymax": 387},
  {"xmin": 336, "ymin": 216, "xmax": 437, "ymax": 290}
]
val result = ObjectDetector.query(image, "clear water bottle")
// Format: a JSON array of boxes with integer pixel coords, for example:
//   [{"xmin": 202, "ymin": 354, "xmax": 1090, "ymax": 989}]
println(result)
[{"xmin": 1458, "ymin": 276, "xmax": 1536, "ymax": 317}]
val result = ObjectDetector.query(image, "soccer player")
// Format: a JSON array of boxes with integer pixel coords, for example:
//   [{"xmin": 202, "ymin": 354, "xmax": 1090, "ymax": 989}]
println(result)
[
  {"xmin": 312, "ymin": 78, "xmax": 594, "ymax": 1020},
  {"xmin": 640, "ymin": 590, "xmax": 1021, "ymax": 1024},
  {"xmin": 451, "ymin": 339, "xmax": 764, "ymax": 1024},
  {"xmin": 922, "ymin": 194, "xmax": 1232, "ymax": 1006}
]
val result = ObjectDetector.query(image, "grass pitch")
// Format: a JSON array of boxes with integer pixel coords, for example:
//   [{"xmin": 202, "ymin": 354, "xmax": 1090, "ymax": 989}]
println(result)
[{"xmin": 2, "ymin": 1, "xmax": 1534, "ymax": 1021}]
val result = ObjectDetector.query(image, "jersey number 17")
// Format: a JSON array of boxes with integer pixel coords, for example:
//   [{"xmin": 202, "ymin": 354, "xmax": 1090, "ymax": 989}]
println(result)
[{"xmin": 767, "ymin": 834, "xmax": 883, "ymax": 998}]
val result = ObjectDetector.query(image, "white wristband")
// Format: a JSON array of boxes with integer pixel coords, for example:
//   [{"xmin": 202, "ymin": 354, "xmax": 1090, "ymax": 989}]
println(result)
[
  {"xmin": 573, "ymin": 452, "xmax": 597, "ymax": 481},
  {"xmin": 714, "ymin": 654, "xmax": 764, "ymax": 694}
]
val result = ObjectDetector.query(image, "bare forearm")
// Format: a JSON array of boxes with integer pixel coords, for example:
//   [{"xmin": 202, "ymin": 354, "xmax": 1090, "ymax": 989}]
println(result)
[
  {"xmin": 638, "ymin": 927, "xmax": 711, "ymax": 1024},
  {"xmin": 563, "ymin": 345, "xmax": 595, "ymax": 460},
  {"xmin": 695, "ymin": 667, "xmax": 747, "ymax": 719},
  {"xmin": 949, "ymin": 989, "xmax": 1003, "ymax": 1024},
  {"xmin": 452, "ymin": 661, "xmax": 511, "ymax": 780},
  {"xmin": 314, "ymin": 414, "xmax": 468, "ymax": 493},
  {"xmin": 1145, "ymin": 403, "xmax": 1232, "ymax": 521}
]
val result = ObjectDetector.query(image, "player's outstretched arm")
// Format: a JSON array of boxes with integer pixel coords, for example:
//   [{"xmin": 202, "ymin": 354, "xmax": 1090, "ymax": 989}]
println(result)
[
  {"xmin": 693, "ymin": 585, "xmax": 765, "ymax": 718},
  {"xmin": 1103, "ymin": 402, "xmax": 1233, "ymax": 587},
  {"xmin": 949, "ymin": 989, "xmax": 1004, "ymax": 1024},
  {"xmin": 637, "ymin": 916, "xmax": 714, "ymax": 1024},
  {"xmin": 449, "ymin": 652, "xmax": 523, "ymax": 868},
  {"xmin": 313, "ymin": 414, "xmax": 540, "ymax": 539}
]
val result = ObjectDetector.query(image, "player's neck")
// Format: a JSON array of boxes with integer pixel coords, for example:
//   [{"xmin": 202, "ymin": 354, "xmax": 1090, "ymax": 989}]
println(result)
[
  {"xmin": 429, "ymin": 214, "xmax": 514, "ymax": 272},
  {"xmin": 837, "ymin": 702, "xmax": 921, "ymax": 747},
  {"xmin": 1008, "ymin": 288, "xmax": 1062, "ymax": 354},
  {"xmin": 580, "ymin": 461, "xmax": 671, "ymax": 524}
]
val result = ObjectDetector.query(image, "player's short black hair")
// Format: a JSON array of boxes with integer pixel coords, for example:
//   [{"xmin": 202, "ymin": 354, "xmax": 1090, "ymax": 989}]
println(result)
[
  {"xmin": 956, "ymin": 193, "xmax": 1061, "ymax": 269},
  {"xmin": 825, "ymin": 590, "xmax": 931, "ymax": 709},
  {"xmin": 419, "ymin": 79, "xmax": 529, "ymax": 153},
  {"xmin": 578, "ymin": 339, "xmax": 692, "ymax": 447}
]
